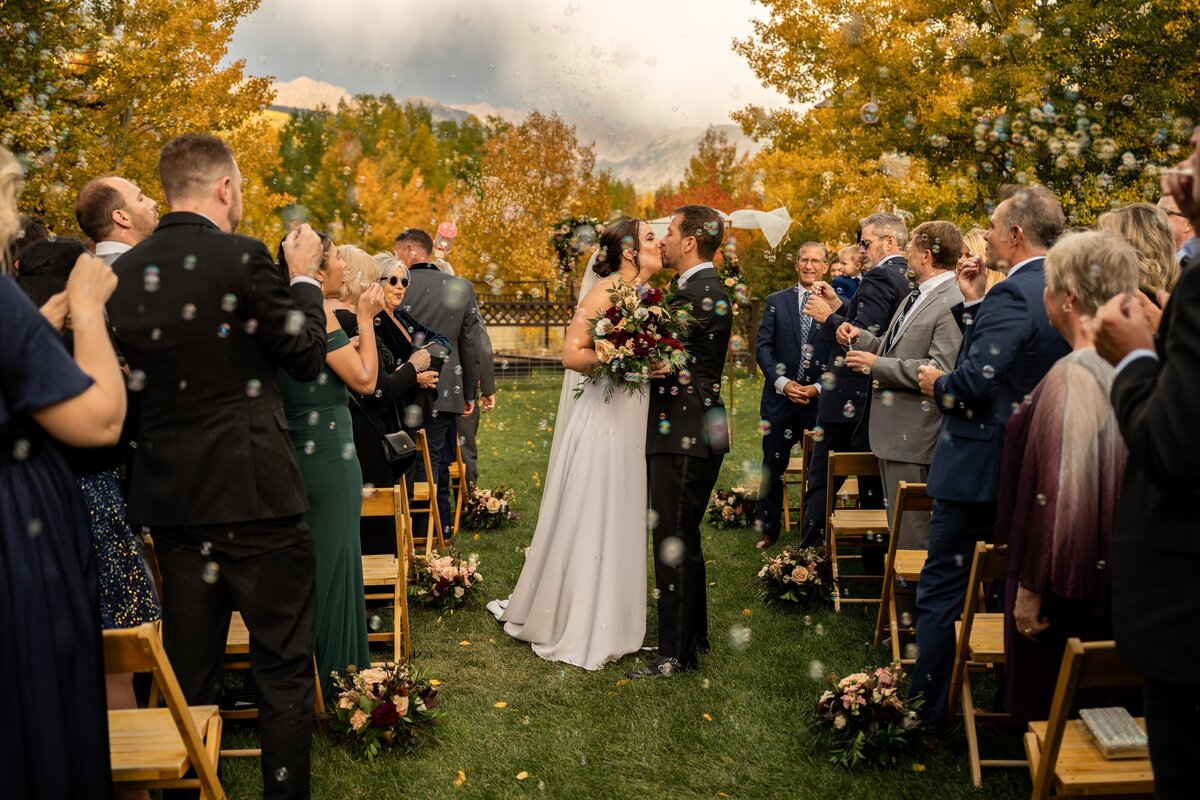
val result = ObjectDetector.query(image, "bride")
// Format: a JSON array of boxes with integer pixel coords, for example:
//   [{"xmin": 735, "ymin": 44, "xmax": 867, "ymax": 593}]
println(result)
[{"xmin": 487, "ymin": 218, "xmax": 662, "ymax": 670}]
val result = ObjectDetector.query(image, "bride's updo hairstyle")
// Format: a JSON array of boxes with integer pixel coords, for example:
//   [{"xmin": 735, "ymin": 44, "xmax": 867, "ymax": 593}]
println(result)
[{"xmin": 592, "ymin": 217, "xmax": 642, "ymax": 279}]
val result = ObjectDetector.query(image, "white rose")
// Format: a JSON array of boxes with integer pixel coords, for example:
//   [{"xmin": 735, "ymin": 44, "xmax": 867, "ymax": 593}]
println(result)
[
  {"xmin": 633, "ymin": 306, "xmax": 649, "ymax": 321},
  {"xmin": 595, "ymin": 318, "xmax": 614, "ymax": 336},
  {"xmin": 454, "ymin": 586, "xmax": 465, "ymax": 598}
]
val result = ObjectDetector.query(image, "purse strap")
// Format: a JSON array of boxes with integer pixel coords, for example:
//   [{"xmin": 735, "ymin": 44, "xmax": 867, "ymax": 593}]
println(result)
[{"xmin": 346, "ymin": 390, "xmax": 396, "ymax": 440}]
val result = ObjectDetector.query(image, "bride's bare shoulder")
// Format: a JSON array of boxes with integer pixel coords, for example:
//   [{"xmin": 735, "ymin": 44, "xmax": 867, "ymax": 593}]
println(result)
[{"xmin": 578, "ymin": 274, "xmax": 624, "ymax": 313}]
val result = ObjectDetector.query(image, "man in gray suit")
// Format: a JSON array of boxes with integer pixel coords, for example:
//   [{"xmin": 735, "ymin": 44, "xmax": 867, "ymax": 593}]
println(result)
[
  {"xmin": 458, "ymin": 322, "xmax": 497, "ymax": 485},
  {"xmin": 74, "ymin": 176, "xmax": 159, "ymax": 264},
  {"xmin": 397, "ymin": 227, "xmax": 484, "ymax": 538},
  {"xmin": 838, "ymin": 221, "xmax": 965, "ymax": 548}
]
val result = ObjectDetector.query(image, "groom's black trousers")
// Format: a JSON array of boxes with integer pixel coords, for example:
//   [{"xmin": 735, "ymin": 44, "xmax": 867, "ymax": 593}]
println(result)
[{"xmin": 648, "ymin": 452, "xmax": 724, "ymax": 668}]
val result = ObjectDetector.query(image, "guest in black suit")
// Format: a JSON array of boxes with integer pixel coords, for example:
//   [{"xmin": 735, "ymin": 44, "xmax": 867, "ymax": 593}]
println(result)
[
  {"xmin": 631, "ymin": 205, "xmax": 733, "ymax": 679},
  {"xmin": 753, "ymin": 242, "xmax": 833, "ymax": 548},
  {"xmin": 1092, "ymin": 147, "xmax": 1200, "ymax": 798},
  {"xmin": 910, "ymin": 185, "xmax": 1071, "ymax": 729},
  {"xmin": 106, "ymin": 133, "xmax": 328, "ymax": 799},
  {"xmin": 798, "ymin": 213, "xmax": 911, "ymax": 548}
]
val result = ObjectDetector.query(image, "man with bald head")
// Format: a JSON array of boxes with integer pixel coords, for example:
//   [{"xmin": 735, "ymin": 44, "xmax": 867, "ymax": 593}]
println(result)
[{"xmin": 74, "ymin": 176, "xmax": 159, "ymax": 264}]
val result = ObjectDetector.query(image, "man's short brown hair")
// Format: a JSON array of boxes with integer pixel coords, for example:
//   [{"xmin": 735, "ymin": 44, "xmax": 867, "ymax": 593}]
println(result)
[
  {"xmin": 671, "ymin": 204, "xmax": 724, "ymax": 261},
  {"xmin": 74, "ymin": 177, "xmax": 124, "ymax": 242},
  {"xmin": 909, "ymin": 221, "xmax": 963, "ymax": 271},
  {"xmin": 1003, "ymin": 185, "xmax": 1065, "ymax": 250},
  {"xmin": 157, "ymin": 132, "xmax": 236, "ymax": 203}
]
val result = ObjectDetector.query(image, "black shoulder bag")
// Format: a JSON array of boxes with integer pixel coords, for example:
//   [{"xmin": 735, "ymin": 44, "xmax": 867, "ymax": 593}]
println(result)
[{"xmin": 347, "ymin": 392, "xmax": 416, "ymax": 462}]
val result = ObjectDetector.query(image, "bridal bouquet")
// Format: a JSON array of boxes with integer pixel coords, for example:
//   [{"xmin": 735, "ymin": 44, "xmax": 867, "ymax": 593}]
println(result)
[
  {"xmin": 408, "ymin": 550, "xmax": 484, "ymax": 611},
  {"xmin": 707, "ymin": 486, "xmax": 758, "ymax": 528},
  {"xmin": 811, "ymin": 662, "xmax": 924, "ymax": 768},
  {"xmin": 753, "ymin": 545, "xmax": 831, "ymax": 605},
  {"xmin": 579, "ymin": 280, "xmax": 693, "ymax": 400},
  {"xmin": 462, "ymin": 485, "xmax": 517, "ymax": 530},
  {"xmin": 329, "ymin": 663, "xmax": 443, "ymax": 761}
]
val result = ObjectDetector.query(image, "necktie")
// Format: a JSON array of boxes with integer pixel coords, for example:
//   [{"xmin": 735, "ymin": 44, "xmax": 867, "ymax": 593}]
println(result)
[
  {"xmin": 799, "ymin": 291, "xmax": 812, "ymax": 341},
  {"xmin": 883, "ymin": 288, "xmax": 922, "ymax": 352}
]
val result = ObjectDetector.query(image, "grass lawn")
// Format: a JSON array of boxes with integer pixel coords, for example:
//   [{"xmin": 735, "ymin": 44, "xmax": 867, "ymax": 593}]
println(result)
[{"xmin": 219, "ymin": 370, "xmax": 1030, "ymax": 799}]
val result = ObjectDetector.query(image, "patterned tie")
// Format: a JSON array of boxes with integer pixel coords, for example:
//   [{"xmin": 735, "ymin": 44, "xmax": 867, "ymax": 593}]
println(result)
[
  {"xmin": 883, "ymin": 288, "xmax": 922, "ymax": 352},
  {"xmin": 799, "ymin": 290, "xmax": 812, "ymax": 341}
]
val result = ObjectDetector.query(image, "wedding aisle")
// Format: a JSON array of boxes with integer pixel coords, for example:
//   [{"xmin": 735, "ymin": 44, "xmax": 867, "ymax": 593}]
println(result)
[{"xmin": 219, "ymin": 372, "xmax": 1029, "ymax": 800}]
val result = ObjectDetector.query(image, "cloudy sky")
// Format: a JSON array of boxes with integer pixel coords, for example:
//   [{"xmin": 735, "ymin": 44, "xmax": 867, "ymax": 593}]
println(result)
[{"xmin": 227, "ymin": 0, "xmax": 791, "ymax": 129}]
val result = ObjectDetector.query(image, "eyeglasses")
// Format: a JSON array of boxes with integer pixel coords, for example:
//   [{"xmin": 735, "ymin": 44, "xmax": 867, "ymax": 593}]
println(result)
[
  {"xmin": 858, "ymin": 238, "xmax": 875, "ymax": 251},
  {"xmin": 380, "ymin": 275, "xmax": 410, "ymax": 288}
]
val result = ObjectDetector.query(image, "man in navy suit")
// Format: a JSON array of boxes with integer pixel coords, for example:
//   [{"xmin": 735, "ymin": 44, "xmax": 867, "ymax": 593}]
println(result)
[
  {"xmin": 910, "ymin": 185, "xmax": 1071, "ymax": 728},
  {"xmin": 798, "ymin": 213, "xmax": 912, "ymax": 548},
  {"xmin": 753, "ymin": 243, "xmax": 835, "ymax": 548}
]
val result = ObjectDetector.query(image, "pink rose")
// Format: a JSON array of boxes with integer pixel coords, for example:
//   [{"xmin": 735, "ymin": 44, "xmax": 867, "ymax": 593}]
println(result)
[
  {"xmin": 790, "ymin": 565, "xmax": 809, "ymax": 583},
  {"xmin": 350, "ymin": 709, "xmax": 369, "ymax": 731}
]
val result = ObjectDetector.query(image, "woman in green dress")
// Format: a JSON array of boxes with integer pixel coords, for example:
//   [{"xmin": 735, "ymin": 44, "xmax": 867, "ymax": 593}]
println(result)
[{"xmin": 277, "ymin": 235, "xmax": 386, "ymax": 695}]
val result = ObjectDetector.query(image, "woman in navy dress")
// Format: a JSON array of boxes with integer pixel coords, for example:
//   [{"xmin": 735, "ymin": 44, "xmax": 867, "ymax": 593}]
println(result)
[{"xmin": 0, "ymin": 146, "xmax": 129, "ymax": 798}]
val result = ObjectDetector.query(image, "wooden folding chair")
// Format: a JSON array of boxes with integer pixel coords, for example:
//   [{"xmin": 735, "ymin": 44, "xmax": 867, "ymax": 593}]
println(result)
[
  {"xmin": 219, "ymin": 612, "xmax": 325, "ymax": 758},
  {"xmin": 361, "ymin": 484, "xmax": 412, "ymax": 665},
  {"xmin": 948, "ymin": 542, "xmax": 1026, "ymax": 786},
  {"xmin": 1025, "ymin": 639, "xmax": 1152, "ymax": 798},
  {"xmin": 872, "ymin": 481, "xmax": 933, "ymax": 663},
  {"xmin": 444, "ymin": 438, "xmax": 469, "ymax": 539},
  {"xmin": 104, "ymin": 623, "xmax": 225, "ymax": 800},
  {"xmin": 825, "ymin": 451, "xmax": 889, "ymax": 612},
  {"xmin": 780, "ymin": 428, "xmax": 815, "ymax": 534},
  {"xmin": 410, "ymin": 428, "xmax": 445, "ymax": 554}
]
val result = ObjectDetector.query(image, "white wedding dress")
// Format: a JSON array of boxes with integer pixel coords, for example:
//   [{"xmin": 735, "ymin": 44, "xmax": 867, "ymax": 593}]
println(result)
[{"xmin": 487, "ymin": 266, "xmax": 649, "ymax": 670}]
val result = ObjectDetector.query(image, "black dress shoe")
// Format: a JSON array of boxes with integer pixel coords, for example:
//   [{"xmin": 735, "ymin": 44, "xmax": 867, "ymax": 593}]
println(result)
[
  {"xmin": 627, "ymin": 656, "xmax": 685, "ymax": 679},
  {"xmin": 756, "ymin": 533, "xmax": 775, "ymax": 549}
]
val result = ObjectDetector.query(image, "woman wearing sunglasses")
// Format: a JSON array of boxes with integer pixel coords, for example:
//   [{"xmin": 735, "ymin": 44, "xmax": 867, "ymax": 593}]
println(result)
[{"xmin": 336, "ymin": 252, "xmax": 448, "ymax": 552}]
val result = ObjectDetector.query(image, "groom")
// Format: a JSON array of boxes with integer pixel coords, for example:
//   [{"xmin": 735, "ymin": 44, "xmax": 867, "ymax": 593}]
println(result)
[{"xmin": 631, "ymin": 205, "xmax": 733, "ymax": 679}]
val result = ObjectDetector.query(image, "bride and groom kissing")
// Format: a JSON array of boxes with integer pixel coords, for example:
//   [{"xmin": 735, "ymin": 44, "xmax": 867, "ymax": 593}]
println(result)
[{"xmin": 486, "ymin": 205, "xmax": 733, "ymax": 678}]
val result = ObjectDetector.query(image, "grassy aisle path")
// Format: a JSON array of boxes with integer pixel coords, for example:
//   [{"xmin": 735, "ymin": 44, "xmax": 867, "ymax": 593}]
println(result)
[{"xmin": 221, "ymin": 372, "xmax": 1028, "ymax": 799}]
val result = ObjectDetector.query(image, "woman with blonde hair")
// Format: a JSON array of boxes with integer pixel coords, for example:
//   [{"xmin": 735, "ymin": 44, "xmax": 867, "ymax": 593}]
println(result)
[
  {"xmin": 958, "ymin": 226, "xmax": 1005, "ymax": 292},
  {"xmin": 0, "ymin": 146, "xmax": 128, "ymax": 795},
  {"xmin": 1096, "ymin": 202, "xmax": 1179, "ymax": 302}
]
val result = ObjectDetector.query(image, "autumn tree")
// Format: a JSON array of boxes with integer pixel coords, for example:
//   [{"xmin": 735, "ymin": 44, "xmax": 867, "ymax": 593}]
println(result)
[
  {"xmin": 652, "ymin": 127, "xmax": 750, "ymax": 216},
  {"xmin": 1, "ymin": 0, "xmax": 289, "ymax": 243},
  {"xmin": 455, "ymin": 112, "xmax": 606, "ymax": 287},
  {"xmin": 735, "ymin": 0, "xmax": 1200, "ymax": 226},
  {"xmin": 354, "ymin": 156, "xmax": 436, "ymax": 252}
]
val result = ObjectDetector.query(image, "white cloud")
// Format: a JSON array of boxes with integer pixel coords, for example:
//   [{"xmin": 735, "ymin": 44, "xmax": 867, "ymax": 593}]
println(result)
[{"xmin": 228, "ymin": 0, "xmax": 789, "ymax": 128}]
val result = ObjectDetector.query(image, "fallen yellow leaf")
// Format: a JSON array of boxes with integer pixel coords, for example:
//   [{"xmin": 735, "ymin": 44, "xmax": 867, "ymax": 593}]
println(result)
[
  {"xmin": 912, "ymin": 763, "xmax": 926, "ymax": 772},
  {"xmin": 606, "ymin": 690, "xmax": 618, "ymax": 697},
  {"xmin": 473, "ymin": 534, "xmax": 481, "ymax": 541},
  {"xmin": 429, "ymin": 679, "xmax": 442, "ymax": 686},
  {"xmin": 742, "ymin": 608, "xmax": 752, "ymax": 616},
  {"xmin": 516, "ymin": 771, "xmax": 529, "ymax": 781},
  {"xmin": 494, "ymin": 701, "xmax": 508, "ymax": 708},
  {"xmin": 453, "ymin": 769, "xmax": 466, "ymax": 786},
  {"xmin": 458, "ymin": 640, "xmax": 471, "ymax": 646},
  {"xmin": 718, "ymin": 793, "xmax": 733, "ymax": 798},
  {"xmin": 703, "ymin": 713, "xmax": 714, "ymax": 722},
  {"xmin": 615, "ymin": 679, "xmax": 629, "ymax": 688}
]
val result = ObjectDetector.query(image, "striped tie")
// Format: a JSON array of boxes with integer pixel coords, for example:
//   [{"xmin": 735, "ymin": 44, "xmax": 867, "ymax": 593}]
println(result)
[{"xmin": 799, "ymin": 291, "xmax": 812, "ymax": 341}]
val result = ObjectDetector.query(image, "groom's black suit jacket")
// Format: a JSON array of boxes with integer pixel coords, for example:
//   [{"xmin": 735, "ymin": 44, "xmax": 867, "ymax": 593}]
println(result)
[
  {"xmin": 646, "ymin": 266, "xmax": 733, "ymax": 458},
  {"xmin": 107, "ymin": 212, "xmax": 328, "ymax": 528}
]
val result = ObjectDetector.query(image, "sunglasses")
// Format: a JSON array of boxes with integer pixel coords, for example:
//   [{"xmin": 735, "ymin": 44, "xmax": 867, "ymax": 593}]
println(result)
[{"xmin": 380, "ymin": 275, "xmax": 410, "ymax": 288}]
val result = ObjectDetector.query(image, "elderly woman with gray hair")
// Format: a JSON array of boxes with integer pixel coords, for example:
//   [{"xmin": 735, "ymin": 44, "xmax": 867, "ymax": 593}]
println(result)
[{"xmin": 994, "ymin": 229, "xmax": 1140, "ymax": 722}]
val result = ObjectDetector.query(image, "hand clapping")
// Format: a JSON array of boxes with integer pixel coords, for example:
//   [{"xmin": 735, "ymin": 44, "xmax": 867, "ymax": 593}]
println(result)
[
  {"xmin": 282, "ymin": 223, "xmax": 324, "ymax": 279},
  {"xmin": 956, "ymin": 255, "xmax": 988, "ymax": 303},
  {"xmin": 1092, "ymin": 293, "xmax": 1155, "ymax": 366}
]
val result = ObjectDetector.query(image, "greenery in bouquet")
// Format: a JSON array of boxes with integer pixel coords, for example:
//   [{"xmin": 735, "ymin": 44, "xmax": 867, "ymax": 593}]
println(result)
[
  {"xmin": 810, "ymin": 663, "xmax": 924, "ymax": 768},
  {"xmin": 578, "ymin": 280, "xmax": 693, "ymax": 400},
  {"xmin": 329, "ymin": 663, "xmax": 444, "ymax": 761},
  {"xmin": 408, "ymin": 550, "xmax": 484, "ymax": 612},
  {"xmin": 462, "ymin": 484, "xmax": 517, "ymax": 530},
  {"xmin": 707, "ymin": 486, "xmax": 757, "ymax": 528},
  {"xmin": 552, "ymin": 215, "xmax": 603, "ymax": 274},
  {"xmin": 753, "ymin": 545, "xmax": 831, "ymax": 605},
  {"xmin": 718, "ymin": 256, "xmax": 751, "ymax": 314}
]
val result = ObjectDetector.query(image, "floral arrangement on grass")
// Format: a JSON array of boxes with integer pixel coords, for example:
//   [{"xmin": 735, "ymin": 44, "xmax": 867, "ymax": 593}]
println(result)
[
  {"xmin": 462, "ymin": 484, "xmax": 517, "ymax": 530},
  {"xmin": 811, "ymin": 662, "xmax": 923, "ymax": 768},
  {"xmin": 753, "ymin": 545, "xmax": 831, "ymax": 605},
  {"xmin": 707, "ymin": 486, "xmax": 757, "ymax": 528},
  {"xmin": 408, "ymin": 550, "xmax": 483, "ymax": 611},
  {"xmin": 579, "ymin": 280, "xmax": 693, "ymax": 400},
  {"xmin": 329, "ymin": 663, "xmax": 443, "ymax": 761},
  {"xmin": 552, "ymin": 215, "xmax": 603, "ymax": 274}
]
